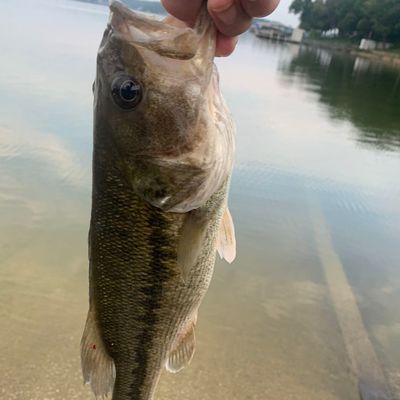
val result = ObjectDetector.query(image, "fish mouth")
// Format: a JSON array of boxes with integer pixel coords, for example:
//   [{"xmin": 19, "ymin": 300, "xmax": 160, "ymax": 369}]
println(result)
[{"xmin": 109, "ymin": 0, "xmax": 201, "ymax": 60}]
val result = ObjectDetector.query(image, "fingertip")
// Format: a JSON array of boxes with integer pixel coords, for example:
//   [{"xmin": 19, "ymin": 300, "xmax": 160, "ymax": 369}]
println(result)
[
  {"xmin": 208, "ymin": 0, "xmax": 235, "ymax": 13},
  {"xmin": 161, "ymin": 0, "xmax": 203, "ymax": 24},
  {"xmin": 242, "ymin": 0, "xmax": 280, "ymax": 17},
  {"xmin": 208, "ymin": 2, "xmax": 252, "ymax": 37},
  {"xmin": 215, "ymin": 34, "xmax": 239, "ymax": 57}
]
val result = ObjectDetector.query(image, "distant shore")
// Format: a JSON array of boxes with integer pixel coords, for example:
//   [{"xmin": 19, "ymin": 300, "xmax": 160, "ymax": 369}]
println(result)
[
  {"xmin": 350, "ymin": 49, "xmax": 400, "ymax": 67},
  {"xmin": 303, "ymin": 38, "xmax": 400, "ymax": 68}
]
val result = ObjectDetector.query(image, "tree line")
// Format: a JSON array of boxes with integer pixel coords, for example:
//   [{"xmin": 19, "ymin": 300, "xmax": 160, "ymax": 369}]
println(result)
[{"xmin": 289, "ymin": 0, "xmax": 400, "ymax": 43}]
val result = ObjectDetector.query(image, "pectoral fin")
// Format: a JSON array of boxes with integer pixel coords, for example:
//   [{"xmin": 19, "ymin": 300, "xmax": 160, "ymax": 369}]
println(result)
[
  {"xmin": 177, "ymin": 210, "xmax": 208, "ymax": 281},
  {"xmin": 166, "ymin": 315, "xmax": 197, "ymax": 373},
  {"xmin": 216, "ymin": 207, "xmax": 236, "ymax": 263},
  {"xmin": 81, "ymin": 307, "xmax": 115, "ymax": 398}
]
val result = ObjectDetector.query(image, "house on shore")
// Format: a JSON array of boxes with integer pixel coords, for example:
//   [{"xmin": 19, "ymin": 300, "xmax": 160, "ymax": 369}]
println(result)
[{"xmin": 252, "ymin": 19, "xmax": 305, "ymax": 44}]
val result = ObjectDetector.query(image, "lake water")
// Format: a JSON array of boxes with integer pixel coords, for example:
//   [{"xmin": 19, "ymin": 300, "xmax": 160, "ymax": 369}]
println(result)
[{"xmin": 1, "ymin": 1, "xmax": 400, "ymax": 399}]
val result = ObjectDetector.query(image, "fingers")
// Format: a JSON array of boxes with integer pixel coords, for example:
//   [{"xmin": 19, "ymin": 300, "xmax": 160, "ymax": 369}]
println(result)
[
  {"xmin": 215, "ymin": 34, "xmax": 239, "ymax": 57},
  {"xmin": 161, "ymin": 0, "xmax": 203, "ymax": 25},
  {"xmin": 161, "ymin": 0, "xmax": 281, "ymax": 57},
  {"xmin": 208, "ymin": 0, "xmax": 252, "ymax": 37},
  {"xmin": 208, "ymin": 0, "xmax": 280, "ymax": 37},
  {"xmin": 240, "ymin": 0, "xmax": 280, "ymax": 18},
  {"xmin": 210, "ymin": 0, "xmax": 280, "ymax": 56}
]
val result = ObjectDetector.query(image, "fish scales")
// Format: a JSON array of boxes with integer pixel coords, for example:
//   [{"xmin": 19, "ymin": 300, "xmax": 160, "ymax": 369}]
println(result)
[
  {"xmin": 91, "ymin": 165, "xmax": 226, "ymax": 400},
  {"xmin": 81, "ymin": 1, "xmax": 236, "ymax": 399}
]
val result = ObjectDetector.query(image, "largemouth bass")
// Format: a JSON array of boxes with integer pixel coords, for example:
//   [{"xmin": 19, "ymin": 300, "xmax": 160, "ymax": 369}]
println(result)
[{"xmin": 81, "ymin": 2, "xmax": 236, "ymax": 399}]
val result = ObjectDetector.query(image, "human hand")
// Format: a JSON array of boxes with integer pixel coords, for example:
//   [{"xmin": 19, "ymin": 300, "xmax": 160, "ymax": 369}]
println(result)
[{"xmin": 161, "ymin": 0, "xmax": 280, "ymax": 56}]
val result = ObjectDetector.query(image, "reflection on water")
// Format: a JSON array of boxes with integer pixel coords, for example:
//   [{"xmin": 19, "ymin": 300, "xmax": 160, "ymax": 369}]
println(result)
[
  {"xmin": 0, "ymin": 1, "xmax": 399, "ymax": 399},
  {"xmin": 280, "ymin": 46, "xmax": 400, "ymax": 151}
]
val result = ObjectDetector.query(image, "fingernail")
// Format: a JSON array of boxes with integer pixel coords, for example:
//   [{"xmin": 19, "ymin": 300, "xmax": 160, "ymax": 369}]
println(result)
[{"xmin": 217, "ymin": 5, "xmax": 237, "ymax": 25}]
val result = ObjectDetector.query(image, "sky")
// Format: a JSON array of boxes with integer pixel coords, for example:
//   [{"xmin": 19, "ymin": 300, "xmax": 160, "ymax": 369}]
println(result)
[{"xmin": 270, "ymin": 0, "xmax": 300, "ymax": 27}]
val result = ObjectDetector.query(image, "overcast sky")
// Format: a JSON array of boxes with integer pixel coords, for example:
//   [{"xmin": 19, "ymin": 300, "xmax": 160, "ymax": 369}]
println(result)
[{"xmin": 270, "ymin": 0, "xmax": 299, "ymax": 27}]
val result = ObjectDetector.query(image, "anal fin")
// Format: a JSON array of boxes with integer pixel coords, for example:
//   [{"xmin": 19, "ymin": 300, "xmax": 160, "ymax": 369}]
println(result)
[
  {"xmin": 166, "ymin": 316, "xmax": 197, "ymax": 374},
  {"xmin": 80, "ymin": 306, "xmax": 115, "ymax": 398},
  {"xmin": 216, "ymin": 207, "xmax": 236, "ymax": 263}
]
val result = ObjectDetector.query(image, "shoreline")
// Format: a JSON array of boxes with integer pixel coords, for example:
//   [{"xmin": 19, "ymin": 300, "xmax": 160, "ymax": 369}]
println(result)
[
  {"xmin": 303, "ymin": 39, "xmax": 400, "ymax": 67},
  {"xmin": 350, "ymin": 49, "xmax": 400, "ymax": 67}
]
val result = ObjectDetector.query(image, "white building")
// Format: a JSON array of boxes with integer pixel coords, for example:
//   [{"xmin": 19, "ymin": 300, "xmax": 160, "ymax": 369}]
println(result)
[{"xmin": 290, "ymin": 28, "xmax": 305, "ymax": 44}]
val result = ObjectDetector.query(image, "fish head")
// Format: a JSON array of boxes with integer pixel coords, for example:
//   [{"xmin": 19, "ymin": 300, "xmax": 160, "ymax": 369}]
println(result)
[{"xmin": 95, "ymin": 1, "xmax": 234, "ymax": 212}]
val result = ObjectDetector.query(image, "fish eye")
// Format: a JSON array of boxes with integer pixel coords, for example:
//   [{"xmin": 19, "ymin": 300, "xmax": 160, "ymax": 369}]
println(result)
[{"xmin": 111, "ymin": 75, "xmax": 142, "ymax": 110}]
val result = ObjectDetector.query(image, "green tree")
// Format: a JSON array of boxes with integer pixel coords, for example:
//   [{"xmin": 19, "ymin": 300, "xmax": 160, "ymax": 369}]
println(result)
[
  {"xmin": 336, "ymin": 0, "xmax": 363, "ymax": 36},
  {"xmin": 289, "ymin": 0, "xmax": 400, "ymax": 43},
  {"xmin": 289, "ymin": 0, "xmax": 314, "ymax": 31},
  {"xmin": 365, "ymin": 0, "xmax": 400, "ymax": 42}
]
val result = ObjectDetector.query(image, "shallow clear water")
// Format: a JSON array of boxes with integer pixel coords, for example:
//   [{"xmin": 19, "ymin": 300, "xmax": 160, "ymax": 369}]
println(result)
[{"xmin": 1, "ymin": 1, "xmax": 399, "ymax": 399}]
